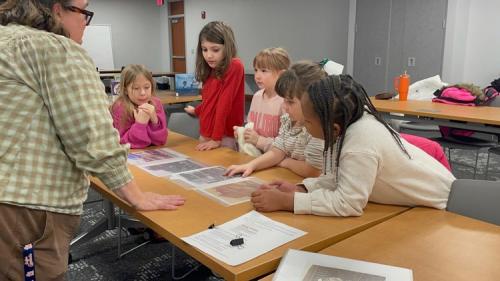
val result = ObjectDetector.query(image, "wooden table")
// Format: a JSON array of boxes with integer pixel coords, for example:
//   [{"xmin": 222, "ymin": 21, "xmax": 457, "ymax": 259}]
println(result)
[
  {"xmin": 314, "ymin": 208, "xmax": 500, "ymax": 281},
  {"xmin": 99, "ymin": 70, "xmax": 176, "ymax": 76},
  {"xmin": 99, "ymin": 72, "xmax": 176, "ymax": 81},
  {"xmin": 371, "ymin": 98, "xmax": 500, "ymax": 134},
  {"xmin": 157, "ymin": 90, "xmax": 201, "ymax": 105},
  {"xmin": 90, "ymin": 133, "xmax": 409, "ymax": 281}
]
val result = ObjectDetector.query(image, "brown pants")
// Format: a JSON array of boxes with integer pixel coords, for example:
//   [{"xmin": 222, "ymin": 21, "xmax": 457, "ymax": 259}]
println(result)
[{"xmin": 0, "ymin": 203, "xmax": 80, "ymax": 281}]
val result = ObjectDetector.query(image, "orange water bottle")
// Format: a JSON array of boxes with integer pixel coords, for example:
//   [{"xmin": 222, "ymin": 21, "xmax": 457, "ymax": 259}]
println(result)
[{"xmin": 394, "ymin": 71, "xmax": 410, "ymax": 101}]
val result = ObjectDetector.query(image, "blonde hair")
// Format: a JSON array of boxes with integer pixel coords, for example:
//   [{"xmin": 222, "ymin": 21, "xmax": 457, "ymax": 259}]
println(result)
[
  {"xmin": 275, "ymin": 61, "xmax": 327, "ymax": 100},
  {"xmin": 195, "ymin": 21, "xmax": 238, "ymax": 82},
  {"xmin": 253, "ymin": 47, "xmax": 290, "ymax": 72},
  {"xmin": 112, "ymin": 64, "xmax": 156, "ymax": 127}
]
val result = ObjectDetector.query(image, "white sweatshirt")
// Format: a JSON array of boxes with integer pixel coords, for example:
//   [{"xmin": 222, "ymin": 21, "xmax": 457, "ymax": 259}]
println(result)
[{"xmin": 295, "ymin": 114, "xmax": 455, "ymax": 216}]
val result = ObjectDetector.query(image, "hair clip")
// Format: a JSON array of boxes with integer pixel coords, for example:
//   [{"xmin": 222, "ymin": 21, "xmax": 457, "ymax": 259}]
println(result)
[{"xmin": 318, "ymin": 58, "xmax": 329, "ymax": 68}]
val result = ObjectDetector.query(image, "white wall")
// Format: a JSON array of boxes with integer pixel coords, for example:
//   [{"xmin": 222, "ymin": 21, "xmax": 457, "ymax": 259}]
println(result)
[
  {"xmin": 86, "ymin": 0, "xmax": 500, "ymax": 87},
  {"xmin": 88, "ymin": 0, "xmax": 170, "ymax": 72},
  {"xmin": 184, "ymin": 0, "xmax": 350, "ymax": 73},
  {"xmin": 461, "ymin": 0, "xmax": 500, "ymax": 87},
  {"xmin": 442, "ymin": 0, "xmax": 500, "ymax": 86},
  {"xmin": 441, "ymin": 0, "xmax": 470, "ymax": 84}
]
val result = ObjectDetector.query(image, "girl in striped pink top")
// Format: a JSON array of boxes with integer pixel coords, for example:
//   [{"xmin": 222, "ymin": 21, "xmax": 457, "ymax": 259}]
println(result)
[{"xmin": 241, "ymin": 47, "xmax": 291, "ymax": 153}]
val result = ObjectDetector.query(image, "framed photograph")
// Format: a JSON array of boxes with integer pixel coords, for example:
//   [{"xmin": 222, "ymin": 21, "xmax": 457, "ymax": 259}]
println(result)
[
  {"xmin": 175, "ymin": 73, "xmax": 199, "ymax": 96},
  {"xmin": 197, "ymin": 178, "xmax": 263, "ymax": 206},
  {"xmin": 127, "ymin": 148, "xmax": 186, "ymax": 166}
]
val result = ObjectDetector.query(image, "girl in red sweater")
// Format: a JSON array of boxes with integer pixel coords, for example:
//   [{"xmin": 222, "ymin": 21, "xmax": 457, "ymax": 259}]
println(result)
[{"xmin": 184, "ymin": 21, "xmax": 245, "ymax": 151}]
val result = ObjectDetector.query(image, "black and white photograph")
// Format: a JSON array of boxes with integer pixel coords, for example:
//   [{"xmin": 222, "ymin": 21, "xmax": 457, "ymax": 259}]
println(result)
[{"xmin": 303, "ymin": 264, "xmax": 386, "ymax": 281}]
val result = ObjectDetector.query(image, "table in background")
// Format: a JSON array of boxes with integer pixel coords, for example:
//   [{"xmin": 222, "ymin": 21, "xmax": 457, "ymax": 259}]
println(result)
[
  {"xmin": 157, "ymin": 90, "xmax": 201, "ymax": 105},
  {"xmin": 317, "ymin": 208, "xmax": 500, "ymax": 281},
  {"xmin": 90, "ymin": 133, "xmax": 409, "ymax": 281},
  {"xmin": 99, "ymin": 71, "xmax": 177, "ymax": 79},
  {"xmin": 371, "ymin": 98, "xmax": 500, "ymax": 134}
]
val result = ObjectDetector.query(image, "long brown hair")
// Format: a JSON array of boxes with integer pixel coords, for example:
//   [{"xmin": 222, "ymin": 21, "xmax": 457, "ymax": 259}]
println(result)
[
  {"xmin": 0, "ymin": 0, "xmax": 70, "ymax": 37},
  {"xmin": 275, "ymin": 61, "xmax": 327, "ymax": 100},
  {"xmin": 195, "ymin": 21, "xmax": 237, "ymax": 82},
  {"xmin": 111, "ymin": 64, "xmax": 157, "ymax": 127}
]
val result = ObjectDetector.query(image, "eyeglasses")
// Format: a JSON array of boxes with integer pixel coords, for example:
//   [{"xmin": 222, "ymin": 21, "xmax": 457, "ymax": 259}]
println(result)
[{"xmin": 64, "ymin": 5, "xmax": 94, "ymax": 26}]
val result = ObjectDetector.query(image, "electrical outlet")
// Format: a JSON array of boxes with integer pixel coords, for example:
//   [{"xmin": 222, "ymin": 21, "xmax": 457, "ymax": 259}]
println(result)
[
  {"xmin": 375, "ymin": 57, "xmax": 382, "ymax": 66},
  {"xmin": 408, "ymin": 57, "xmax": 416, "ymax": 67}
]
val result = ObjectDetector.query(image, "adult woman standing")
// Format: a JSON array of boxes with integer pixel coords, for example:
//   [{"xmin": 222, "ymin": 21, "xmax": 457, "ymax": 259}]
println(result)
[{"xmin": 0, "ymin": 1, "xmax": 184, "ymax": 279}]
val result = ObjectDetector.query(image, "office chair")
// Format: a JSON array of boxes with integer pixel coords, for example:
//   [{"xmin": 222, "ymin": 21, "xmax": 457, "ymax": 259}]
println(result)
[
  {"xmin": 485, "ymin": 146, "xmax": 500, "ymax": 180},
  {"xmin": 394, "ymin": 120, "xmax": 496, "ymax": 179},
  {"xmin": 398, "ymin": 121, "xmax": 440, "ymax": 133},
  {"xmin": 484, "ymin": 97, "xmax": 500, "ymax": 179},
  {"xmin": 434, "ymin": 135, "xmax": 497, "ymax": 179},
  {"xmin": 436, "ymin": 97, "xmax": 500, "ymax": 178},
  {"xmin": 447, "ymin": 179, "xmax": 500, "ymax": 226},
  {"xmin": 393, "ymin": 121, "xmax": 486, "ymax": 178},
  {"xmin": 168, "ymin": 112, "xmax": 200, "ymax": 139}
]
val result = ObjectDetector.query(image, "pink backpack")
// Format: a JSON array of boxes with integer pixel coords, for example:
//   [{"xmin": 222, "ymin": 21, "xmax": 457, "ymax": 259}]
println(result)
[{"xmin": 435, "ymin": 86, "xmax": 499, "ymax": 138}]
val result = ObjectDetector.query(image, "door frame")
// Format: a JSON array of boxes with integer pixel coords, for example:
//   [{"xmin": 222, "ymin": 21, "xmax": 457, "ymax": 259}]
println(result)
[{"xmin": 168, "ymin": 0, "xmax": 186, "ymax": 73}]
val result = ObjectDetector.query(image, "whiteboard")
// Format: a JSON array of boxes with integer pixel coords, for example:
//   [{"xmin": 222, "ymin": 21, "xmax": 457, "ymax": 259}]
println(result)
[{"xmin": 82, "ymin": 25, "xmax": 115, "ymax": 70}]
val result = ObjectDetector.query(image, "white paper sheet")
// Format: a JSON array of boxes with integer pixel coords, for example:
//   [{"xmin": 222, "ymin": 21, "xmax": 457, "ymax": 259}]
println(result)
[
  {"xmin": 274, "ymin": 249, "xmax": 413, "ymax": 281},
  {"xmin": 323, "ymin": 60, "xmax": 344, "ymax": 75},
  {"xmin": 182, "ymin": 211, "xmax": 307, "ymax": 266}
]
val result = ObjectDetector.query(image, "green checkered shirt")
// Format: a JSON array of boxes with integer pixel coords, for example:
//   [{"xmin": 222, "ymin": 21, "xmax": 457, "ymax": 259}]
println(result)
[{"xmin": 0, "ymin": 24, "xmax": 133, "ymax": 215}]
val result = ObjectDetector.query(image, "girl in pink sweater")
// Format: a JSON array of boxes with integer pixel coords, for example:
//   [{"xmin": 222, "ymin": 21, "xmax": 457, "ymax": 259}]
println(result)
[{"xmin": 111, "ymin": 65, "xmax": 167, "ymax": 148}]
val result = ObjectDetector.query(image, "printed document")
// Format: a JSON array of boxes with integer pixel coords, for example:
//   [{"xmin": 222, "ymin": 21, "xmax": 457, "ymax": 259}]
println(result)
[{"xmin": 182, "ymin": 211, "xmax": 306, "ymax": 266}]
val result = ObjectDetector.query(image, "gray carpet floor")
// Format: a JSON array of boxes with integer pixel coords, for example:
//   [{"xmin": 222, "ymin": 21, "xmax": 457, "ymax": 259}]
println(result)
[{"xmin": 67, "ymin": 148, "xmax": 500, "ymax": 281}]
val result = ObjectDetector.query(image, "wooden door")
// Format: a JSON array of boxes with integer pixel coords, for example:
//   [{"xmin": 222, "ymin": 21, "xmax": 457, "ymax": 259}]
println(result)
[{"xmin": 169, "ymin": 1, "xmax": 186, "ymax": 73}]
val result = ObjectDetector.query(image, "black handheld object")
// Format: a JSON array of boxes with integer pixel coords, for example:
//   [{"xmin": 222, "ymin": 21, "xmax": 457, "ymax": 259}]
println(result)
[{"xmin": 230, "ymin": 237, "xmax": 244, "ymax": 247}]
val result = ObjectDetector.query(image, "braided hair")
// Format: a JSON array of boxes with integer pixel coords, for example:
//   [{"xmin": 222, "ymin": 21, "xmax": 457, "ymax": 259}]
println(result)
[{"xmin": 307, "ymin": 74, "xmax": 410, "ymax": 172}]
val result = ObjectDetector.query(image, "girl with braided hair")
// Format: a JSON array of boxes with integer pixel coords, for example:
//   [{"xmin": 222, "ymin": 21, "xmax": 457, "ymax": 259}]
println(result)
[{"xmin": 251, "ymin": 75, "xmax": 455, "ymax": 216}]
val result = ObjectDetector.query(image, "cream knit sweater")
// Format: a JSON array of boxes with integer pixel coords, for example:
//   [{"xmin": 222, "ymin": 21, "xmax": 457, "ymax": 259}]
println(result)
[{"xmin": 295, "ymin": 114, "xmax": 455, "ymax": 216}]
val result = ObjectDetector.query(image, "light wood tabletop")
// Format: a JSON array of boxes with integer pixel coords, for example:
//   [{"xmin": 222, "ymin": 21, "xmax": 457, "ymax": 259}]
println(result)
[
  {"xmin": 312, "ymin": 208, "xmax": 500, "ymax": 281},
  {"xmin": 370, "ymin": 97, "xmax": 500, "ymax": 126},
  {"xmin": 156, "ymin": 90, "xmax": 201, "ymax": 105},
  {"xmin": 99, "ymin": 70, "xmax": 176, "ymax": 77},
  {"xmin": 90, "ymin": 132, "xmax": 410, "ymax": 281}
]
